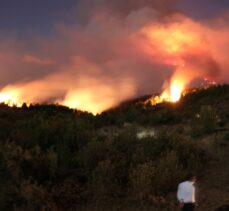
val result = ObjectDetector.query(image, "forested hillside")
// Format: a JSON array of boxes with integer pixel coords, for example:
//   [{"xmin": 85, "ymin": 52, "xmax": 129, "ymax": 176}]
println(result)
[{"xmin": 0, "ymin": 85, "xmax": 229, "ymax": 211}]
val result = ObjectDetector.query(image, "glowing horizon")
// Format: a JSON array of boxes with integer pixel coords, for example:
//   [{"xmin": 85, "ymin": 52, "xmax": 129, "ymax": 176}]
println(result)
[{"xmin": 0, "ymin": 2, "xmax": 228, "ymax": 114}]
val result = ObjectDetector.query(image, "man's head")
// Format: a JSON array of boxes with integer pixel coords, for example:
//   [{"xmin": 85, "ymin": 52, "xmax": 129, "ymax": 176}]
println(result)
[{"xmin": 186, "ymin": 173, "xmax": 196, "ymax": 183}]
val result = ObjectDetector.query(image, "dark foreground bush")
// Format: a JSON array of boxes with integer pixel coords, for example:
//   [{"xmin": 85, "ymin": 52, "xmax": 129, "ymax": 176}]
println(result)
[{"xmin": 0, "ymin": 102, "xmax": 213, "ymax": 210}]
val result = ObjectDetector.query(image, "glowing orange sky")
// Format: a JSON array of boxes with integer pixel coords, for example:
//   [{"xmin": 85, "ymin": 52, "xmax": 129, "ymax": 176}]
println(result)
[{"xmin": 0, "ymin": 4, "xmax": 229, "ymax": 114}]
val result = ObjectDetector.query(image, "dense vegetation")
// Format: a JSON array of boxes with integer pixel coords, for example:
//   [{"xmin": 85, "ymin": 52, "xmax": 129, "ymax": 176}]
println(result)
[{"xmin": 0, "ymin": 85, "xmax": 228, "ymax": 211}]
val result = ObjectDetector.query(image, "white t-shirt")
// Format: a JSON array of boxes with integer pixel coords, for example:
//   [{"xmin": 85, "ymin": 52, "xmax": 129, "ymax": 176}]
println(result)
[{"xmin": 177, "ymin": 181, "xmax": 195, "ymax": 203}]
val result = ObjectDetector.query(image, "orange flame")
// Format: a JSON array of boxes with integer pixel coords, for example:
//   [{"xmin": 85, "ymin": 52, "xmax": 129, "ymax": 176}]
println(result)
[
  {"xmin": 141, "ymin": 20, "xmax": 206, "ymax": 106},
  {"xmin": 0, "ymin": 88, "xmax": 24, "ymax": 107},
  {"xmin": 1, "ymin": 15, "xmax": 223, "ymax": 113},
  {"xmin": 148, "ymin": 77, "xmax": 185, "ymax": 105},
  {"xmin": 0, "ymin": 76, "xmax": 135, "ymax": 115},
  {"xmin": 162, "ymin": 80, "xmax": 184, "ymax": 102}
]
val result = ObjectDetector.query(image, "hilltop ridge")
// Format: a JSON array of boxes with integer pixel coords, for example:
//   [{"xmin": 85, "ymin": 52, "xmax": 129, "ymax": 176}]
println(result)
[{"xmin": 0, "ymin": 84, "xmax": 228, "ymax": 211}]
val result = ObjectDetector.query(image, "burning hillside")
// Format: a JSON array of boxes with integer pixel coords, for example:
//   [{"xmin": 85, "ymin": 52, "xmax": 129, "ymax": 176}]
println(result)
[{"xmin": 0, "ymin": 2, "xmax": 229, "ymax": 114}]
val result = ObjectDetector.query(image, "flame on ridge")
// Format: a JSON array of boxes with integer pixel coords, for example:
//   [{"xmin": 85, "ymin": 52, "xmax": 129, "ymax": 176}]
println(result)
[
  {"xmin": 162, "ymin": 80, "xmax": 184, "ymax": 102},
  {"xmin": 0, "ymin": 15, "xmax": 223, "ymax": 112},
  {"xmin": 142, "ymin": 21, "xmax": 204, "ymax": 106},
  {"xmin": 0, "ymin": 88, "xmax": 24, "ymax": 107},
  {"xmin": 148, "ymin": 78, "xmax": 185, "ymax": 105},
  {"xmin": 148, "ymin": 66, "xmax": 190, "ymax": 106}
]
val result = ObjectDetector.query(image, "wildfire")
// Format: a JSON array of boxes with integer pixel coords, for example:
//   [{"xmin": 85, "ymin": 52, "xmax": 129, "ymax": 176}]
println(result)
[
  {"xmin": 0, "ymin": 15, "xmax": 224, "ymax": 113},
  {"xmin": 141, "ymin": 21, "xmax": 204, "ymax": 106},
  {"xmin": 0, "ymin": 89, "xmax": 24, "ymax": 107},
  {"xmin": 148, "ymin": 78, "xmax": 185, "ymax": 105},
  {"xmin": 0, "ymin": 78, "xmax": 135, "ymax": 115},
  {"xmin": 163, "ymin": 80, "xmax": 184, "ymax": 102}
]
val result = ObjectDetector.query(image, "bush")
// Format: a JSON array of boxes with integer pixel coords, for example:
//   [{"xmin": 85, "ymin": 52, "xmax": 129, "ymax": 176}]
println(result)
[
  {"xmin": 128, "ymin": 162, "xmax": 155, "ymax": 202},
  {"xmin": 91, "ymin": 159, "xmax": 121, "ymax": 203},
  {"xmin": 190, "ymin": 105, "xmax": 219, "ymax": 137},
  {"xmin": 153, "ymin": 151, "xmax": 184, "ymax": 193},
  {"xmin": 51, "ymin": 178, "xmax": 88, "ymax": 210}
]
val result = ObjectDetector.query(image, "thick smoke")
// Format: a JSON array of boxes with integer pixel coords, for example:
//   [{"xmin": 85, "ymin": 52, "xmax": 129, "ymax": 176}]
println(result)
[
  {"xmin": 75, "ymin": 0, "xmax": 177, "ymax": 23},
  {"xmin": 0, "ymin": 1, "xmax": 229, "ymax": 113}
]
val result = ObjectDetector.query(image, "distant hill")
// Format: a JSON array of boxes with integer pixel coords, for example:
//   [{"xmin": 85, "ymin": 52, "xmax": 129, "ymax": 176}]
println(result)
[
  {"xmin": 98, "ymin": 84, "xmax": 229, "ymax": 127},
  {"xmin": 0, "ymin": 84, "xmax": 228, "ymax": 211}
]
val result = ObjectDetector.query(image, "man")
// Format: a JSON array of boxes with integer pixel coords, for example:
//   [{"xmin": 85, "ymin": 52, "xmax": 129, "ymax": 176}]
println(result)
[{"xmin": 177, "ymin": 173, "xmax": 196, "ymax": 211}]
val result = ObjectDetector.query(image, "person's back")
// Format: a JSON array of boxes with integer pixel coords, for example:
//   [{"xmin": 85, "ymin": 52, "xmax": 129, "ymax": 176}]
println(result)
[
  {"xmin": 177, "ymin": 181, "xmax": 195, "ymax": 203},
  {"xmin": 177, "ymin": 174, "xmax": 196, "ymax": 211}
]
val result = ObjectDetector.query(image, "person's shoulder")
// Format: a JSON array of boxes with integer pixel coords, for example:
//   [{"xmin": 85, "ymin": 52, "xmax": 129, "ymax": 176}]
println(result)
[
  {"xmin": 180, "ymin": 180, "xmax": 192, "ymax": 187},
  {"xmin": 180, "ymin": 180, "xmax": 188, "ymax": 184},
  {"xmin": 178, "ymin": 181, "xmax": 187, "ymax": 186}
]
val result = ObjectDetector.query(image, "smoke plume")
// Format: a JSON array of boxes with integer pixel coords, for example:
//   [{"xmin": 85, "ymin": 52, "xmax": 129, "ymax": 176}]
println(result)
[{"xmin": 0, "ymin": 1, "xmax": 229, "ymax": 114}]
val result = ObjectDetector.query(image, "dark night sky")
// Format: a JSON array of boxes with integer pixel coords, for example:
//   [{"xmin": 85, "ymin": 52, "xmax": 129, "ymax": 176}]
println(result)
[
  {"xmin": 176, "ymin": 0, "xmax": 229, "ymax": 19},
  {"xmin": 0, "ymin": 0, "xmax": 76, "ymax": 34},
  {"xmin": 0, "ymin": 0, "xmax": 228, "ymax": 34}
]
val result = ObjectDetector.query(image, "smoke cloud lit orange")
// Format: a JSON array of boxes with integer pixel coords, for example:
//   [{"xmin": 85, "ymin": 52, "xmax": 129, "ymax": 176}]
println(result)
[
  {"xmin": 0, "ymin": 58, "xmax": 136, "ymax": 114},
  {"xmin": 0, "ymin": 4, "xmax": 228, "ymax": 114}
]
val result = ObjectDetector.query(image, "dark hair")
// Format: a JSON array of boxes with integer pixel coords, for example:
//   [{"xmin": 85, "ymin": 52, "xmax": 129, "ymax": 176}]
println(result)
[{"xmin": 186, "ymin": 173, "xmax": 195, "ymax": 181}]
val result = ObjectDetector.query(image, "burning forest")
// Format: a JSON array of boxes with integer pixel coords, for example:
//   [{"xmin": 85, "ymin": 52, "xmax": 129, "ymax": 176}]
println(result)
[
  {"xmin": 0, "ymin": 0, "xmax": 228, "ymax": 114},
  {"xmin": 0, "ymin": 1, "xmax": 229, "ymax": 210}
]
